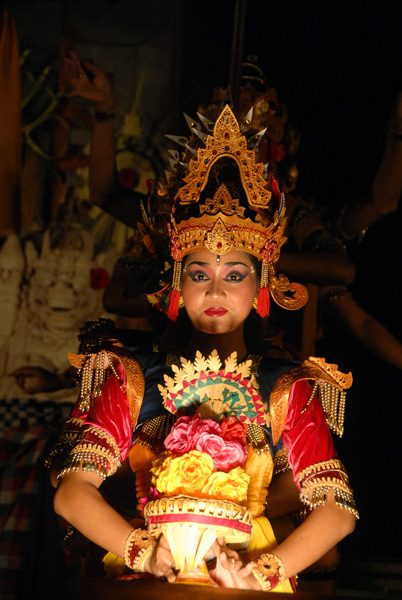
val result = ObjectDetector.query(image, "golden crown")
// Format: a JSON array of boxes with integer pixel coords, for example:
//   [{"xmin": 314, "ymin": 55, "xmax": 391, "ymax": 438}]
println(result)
[
  {"xmin": 163, "ymin": 105, "xmax": 307, "ymax": 320},
  {"xmin": 170, "ymin": 183, "xmax": 286, "ymax": 260}
]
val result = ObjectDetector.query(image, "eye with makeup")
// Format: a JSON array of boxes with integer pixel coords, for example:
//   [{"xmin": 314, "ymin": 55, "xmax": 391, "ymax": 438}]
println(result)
[
  {"xmin": 186, "ymin": 267, "xmax": 249, "ymax": 283},
  {"xmin": 224, "ymin": 270, "xmax": 248, "ymax": 282},
  {"xmin": 187, "ymin": 269, "xmax": 210, "ymax": 282}
]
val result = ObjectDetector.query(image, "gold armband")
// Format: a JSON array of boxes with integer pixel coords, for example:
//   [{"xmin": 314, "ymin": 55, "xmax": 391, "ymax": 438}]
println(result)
[
  {"xmin": 124, "ymin": 528, "xmax": 157, "ymax": 572},
  {"xmin": 252, "ymin": 552, "xmax": 286, "ymax": 591}
]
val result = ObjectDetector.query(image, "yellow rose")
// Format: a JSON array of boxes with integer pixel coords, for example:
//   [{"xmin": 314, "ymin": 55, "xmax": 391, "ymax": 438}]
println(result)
[
  {"xmin": 202, "ymin": 466, "xmax": 250, "ymax": 502},
  {"xmin": 151, "ymin": 451, "xmax": 173, "ymax": 493},
  {"xmin": 162, "ymin": 450, "xmax": 214, "ymax": 496}
]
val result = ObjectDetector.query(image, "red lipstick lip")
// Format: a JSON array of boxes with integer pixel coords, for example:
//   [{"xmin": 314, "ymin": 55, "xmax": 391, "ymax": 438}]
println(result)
[{"xmin": 205, "ymin": 307, "xmax": 228, "ymax": 317}]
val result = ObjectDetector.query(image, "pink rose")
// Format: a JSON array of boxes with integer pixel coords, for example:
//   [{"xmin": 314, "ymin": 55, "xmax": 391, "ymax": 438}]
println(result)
[
  {"xmin": 164, "ymin": 415, "xmax": 196, "ymax": 455},
  {"xmin": 195, "ymin": 431, "xmax": 226, "ymax": 459},
  {"xmin": 220, "ymin": 415, "xmax": 247, "ymax": 448},
  {"xmin": 213, "ymin": 440, "xmax": 247, "ymax": 471},
  {"xmin": 190, "ymin": 414, "xmax": 221, "ymax": 444}
]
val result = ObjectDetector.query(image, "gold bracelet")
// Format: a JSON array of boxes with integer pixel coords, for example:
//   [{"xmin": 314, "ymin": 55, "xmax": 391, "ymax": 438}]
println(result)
[
  {"xmin": 252, "ymin": 553, "xmax": 286, "ymax": 591},
  {"xmin": 123, "ymin": 528, "xmax": 157, "ymax": 572}
]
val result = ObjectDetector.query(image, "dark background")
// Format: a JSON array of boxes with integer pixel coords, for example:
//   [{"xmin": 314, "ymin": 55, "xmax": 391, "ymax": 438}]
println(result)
[{"xmin": 181, "ymin": 0, "xmax": 402, "ymax": 204}]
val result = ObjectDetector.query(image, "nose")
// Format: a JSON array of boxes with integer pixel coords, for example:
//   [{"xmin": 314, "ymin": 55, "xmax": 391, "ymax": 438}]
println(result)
[{"xmin": 205, "ymin": 275, "xmax": 225, "ymax": 299}]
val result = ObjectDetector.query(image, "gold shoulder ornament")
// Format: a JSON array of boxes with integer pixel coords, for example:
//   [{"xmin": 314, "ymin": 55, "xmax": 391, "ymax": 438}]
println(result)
[
  {"xmin": 69, "ymin": 318, "xmax": 145, "ymax": 429},
  {"xmin": 270, "ymin": 357, "xmax": 353, "ymax": 445}
]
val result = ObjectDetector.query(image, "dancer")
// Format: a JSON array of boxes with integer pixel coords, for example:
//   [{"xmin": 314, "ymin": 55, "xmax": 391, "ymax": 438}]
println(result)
[{"xmin": 49, "ymin": 105, "xmax": 357, "ymax": 592}]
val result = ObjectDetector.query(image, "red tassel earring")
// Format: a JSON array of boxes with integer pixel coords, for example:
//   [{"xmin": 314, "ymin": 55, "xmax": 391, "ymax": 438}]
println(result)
[
  {"xmin": 168, "ymin": 260, "xmax": 182, "ymax": 321},
  {"xmin": 168, "ymin": 234, "xmax": 182, "ymax": 321},
  {"xmin": 256, "ymin": 261, "xmax": 270, "ymax": 318}
]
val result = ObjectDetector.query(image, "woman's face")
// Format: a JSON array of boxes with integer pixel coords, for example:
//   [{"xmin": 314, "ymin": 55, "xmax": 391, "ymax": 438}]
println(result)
[{"xmin": 181, "ymin": 249, "xmax": 258, "ymax": 335}]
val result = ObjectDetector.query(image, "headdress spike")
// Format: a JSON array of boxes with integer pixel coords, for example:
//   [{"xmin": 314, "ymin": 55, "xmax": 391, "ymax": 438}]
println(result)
[
  {"xmin": 185, "ymin": 144, "xmax": 198, "ymax": 157},
  {"xmin": 240, "ymin": 107, "xmax": 253, "ymax": 132},
  {"xmin": 183, "ymin": 113, "xmax": 202, "ymax": 134},
  {"xmin": 197, "ymin": 112, "xmax": 215, "ymax": 132},
  {"xmin": 165, "ymin": 133, "xmax": 189, "ymax": 148},
  {"xmin": 191, "ymin": 128, "xmax": 207, "ymax": 144},
  {"xmin": 168, "ymin": 156, "xmax": 179, "ymax": 170}
]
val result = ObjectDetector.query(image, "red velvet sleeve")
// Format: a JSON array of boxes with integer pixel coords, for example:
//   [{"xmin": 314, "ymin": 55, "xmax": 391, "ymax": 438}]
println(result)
[
  {"xmin": 282, "ymin": 379, "xmax": 358, "ymax": 517},
  {"xmin": 283, "ymin": 379, "xmax": 337, "ymax": 488}
]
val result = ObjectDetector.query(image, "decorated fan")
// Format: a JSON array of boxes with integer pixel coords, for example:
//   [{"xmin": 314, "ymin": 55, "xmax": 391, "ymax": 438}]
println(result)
[{"xmin": 158, "ymin": 350, "xmax": 267, "ymax": 424}]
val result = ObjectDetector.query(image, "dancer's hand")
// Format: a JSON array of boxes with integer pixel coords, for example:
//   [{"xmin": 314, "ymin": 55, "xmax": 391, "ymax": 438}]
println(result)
[
  {"xmin": 208, "ymin": 538, "xmax": 260, "ymax": 589},
  {"xmin": 144, "ymin": 534, "xmax": 176, "ymax": 582},
  {"xmin": 9, "ymin": 366, "xmax": 63, "ymax": 394},
  {"xmin": 59, "ymin": 50, "xmax": 115, "ymax": 111}
]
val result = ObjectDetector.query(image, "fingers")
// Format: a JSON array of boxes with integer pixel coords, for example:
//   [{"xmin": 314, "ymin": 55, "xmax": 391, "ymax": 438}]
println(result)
[
  {"xmin": 8, "ymin": 366, "xmax": 36, "ymax": 376},
  {"xmin": 218, "ymin": 550, "xmax": 243, "ymax": 572},
  {"xmin": 163, "ymin": 565, "xmax": 176, "ymax": 583},
  {"xmin": 147, "ymin": 536, "xmax": 176, "ymax": 581},
  {"xmin": 81, "ymin": 61, "xmax": 102, "ymax": 75},
  {"xmin": 235, "ymin": 561, "xmax": 255, "ymax": 580}
]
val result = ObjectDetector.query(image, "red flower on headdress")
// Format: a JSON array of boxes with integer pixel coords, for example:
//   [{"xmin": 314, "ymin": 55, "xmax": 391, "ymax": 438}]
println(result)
[
  {"xmin": 170, "ymin": 234, "xmax": 182, "ymax": 262},
  {"xmin": 118, "ymin": 167, "xmax": 138, "ymax": 189},
  {"xmin": 267, "ymin": 142, "xmax": 286, "ymax": 164},
  {"xmin": 90, "ymin": 267, "xmax": 110, "ymax": 289},
  {"xmin": 262, "ymin": 240, "xmax": 277, "ymax": 264}
]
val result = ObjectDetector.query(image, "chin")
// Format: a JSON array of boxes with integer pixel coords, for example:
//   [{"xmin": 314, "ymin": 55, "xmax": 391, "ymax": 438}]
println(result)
[{"xmin": 197, "ymin": 320, "xmax": 238, "ymax": 336}]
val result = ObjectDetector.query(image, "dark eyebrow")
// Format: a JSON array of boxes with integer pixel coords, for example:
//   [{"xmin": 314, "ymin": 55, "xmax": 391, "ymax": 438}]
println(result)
[
  {"xmin": 224, "ymin": 262, "xmax": 251, "ymax": 268},
  {"xmin": 186, "ymin": 260, "xmax": 211, "ymax": 267}
]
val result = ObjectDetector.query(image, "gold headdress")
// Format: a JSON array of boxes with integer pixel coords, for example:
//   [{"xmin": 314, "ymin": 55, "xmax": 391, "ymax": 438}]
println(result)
[{"xmin": 162, "ymin": 105, "xmax": 307, "ymax": 320}]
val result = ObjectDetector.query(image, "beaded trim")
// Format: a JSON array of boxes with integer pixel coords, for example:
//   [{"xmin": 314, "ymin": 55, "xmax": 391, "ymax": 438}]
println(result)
[
  {"xmin": 298, "ymin": 459, "xmax": 359, "ymax": 518},
  {"xmin": 76, "ymin": 424, "xmax": 121, "ymax": 460},
  {"xmin": 269, "ymin": 358, "xmax": 352, "ymax": 446},
  {"xmin": 252, "ymin": 553, "xmax": 286, "ymax": 591},
  {"xmin": 290, "ymin": 505, "xmax": 312, "ymax": 525},
  {"xmin": 124, "ymin": 528, "xmax": 157, "ymax": 572},
  {"xmin": 57, "ymin": 426, "xmax": 121, "ymax": 480},
  {"xmin": 78, "ymin": 352, "xmax": 110, "ymax": 412},
  {"xmin": 45, "ymin": 416, "xmax": 86, "ymax": 468},
  {"xmin": 136, "ymin": 414, "xmax": 175, "ymax": 453},
  {"xmin": 273, "ymin": 447, "xmax": 291, "ymax": 476},
  {"xmin": 246, "ymin": 423, "xmax": 270, "ymax": 455},
  {"xmin": 45, "ymin": 434, "xmax": 79, "ymax": 469},
  {"xmin": 57, "ymin": 443, "xmax": 117, "ymax": 480},
  {"xmin": 318, "ymin": 381, "xmax": 346, "ymax": 437}
]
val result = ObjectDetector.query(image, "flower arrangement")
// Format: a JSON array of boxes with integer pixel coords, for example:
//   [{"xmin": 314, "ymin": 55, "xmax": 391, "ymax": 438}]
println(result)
[{"xmin": 150, "ymin": 414, "xmax": 250, "ymax": 503}]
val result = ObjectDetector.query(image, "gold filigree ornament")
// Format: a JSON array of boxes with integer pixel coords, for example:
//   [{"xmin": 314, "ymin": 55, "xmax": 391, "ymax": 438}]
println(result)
[
  {"xmin": 159, "ymin": 350, "xmax": 269, "ymax": 425},
  {"xmin": 178, "ymin": 105, "xmax": 271, "ymax": 209},
  {"xmin": 268, "ymin": 263, "xmax": 309, "ymax": 310}
]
